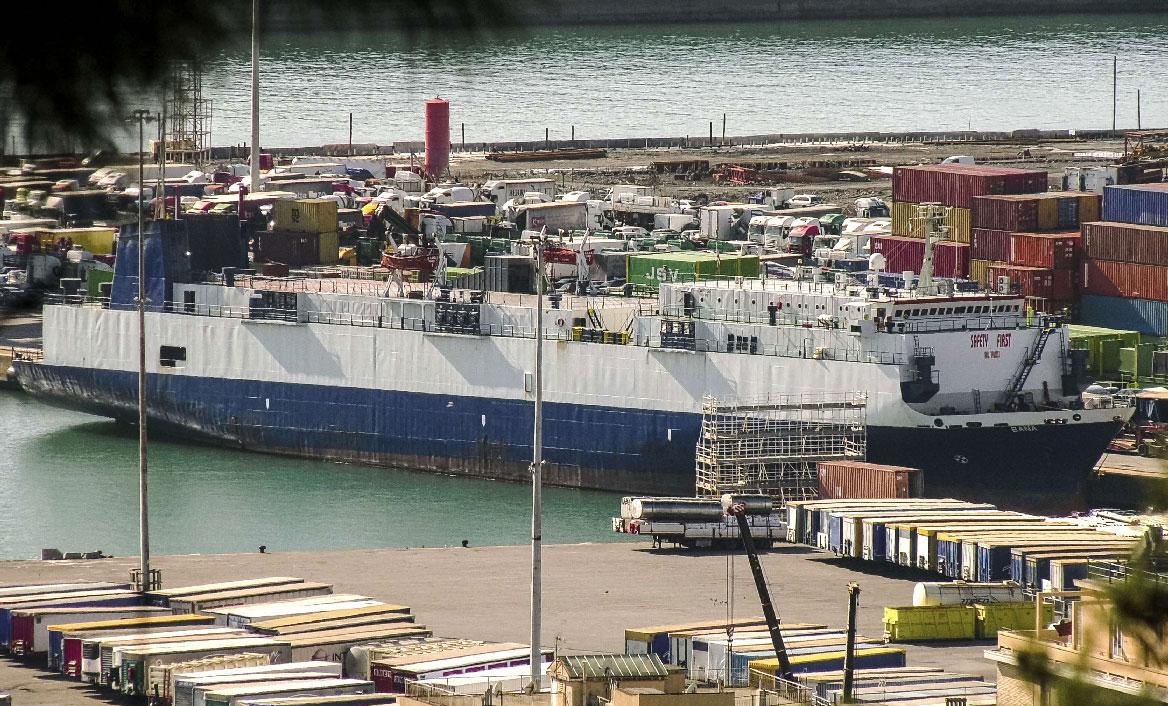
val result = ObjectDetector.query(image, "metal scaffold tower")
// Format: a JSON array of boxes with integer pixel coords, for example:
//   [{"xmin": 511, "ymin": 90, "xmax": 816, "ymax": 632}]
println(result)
[
  {"xmin": 695, "ymin": 392, "xmax": 868, "ymax": 501},
  {"xmin": 164, "ymin": 62, "xmax": 212, "ymax": 166}
]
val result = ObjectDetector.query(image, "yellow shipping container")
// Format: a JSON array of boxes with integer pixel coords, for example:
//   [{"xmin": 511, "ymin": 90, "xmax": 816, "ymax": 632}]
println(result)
[
  {"xmin": 883, "ymin": 605, "xmax": 977, "ymax": 642},
  {"xmin": 975, "ymin": 602, "xmax": 1054, "ymax": 639},
  {"xmin": 891, "ymin": 201, "xmax": 920, "ymax": 237},
  {"xmin": 969, "ymin": 258, "xmax": 1007, "ymax": 288},
  {"xmin": 1037, "ymin": 197, "xmax": 1060, "ymax": 231},
  {"xmin": 947, "ymin": 207, "xmax": 971, "ymax": 243},
  {"xmin": 1078, "ymin": 193, "xmax": 1101, "ymax": 223},
  {"xmin": 891, "ymin": 202, "xmax": 966, "ymax": 241},
  {"xmin": 56, "ymin": 227, "xmax": 117, "ymax": 255},
  {"xmin": 338, "ymin": 246, "xmax": 357, "ymax": 267},
  {"xmin": 273, "ymin": 198, "xmax": 338, "ymax": 234},
  {"xmin": 318, "ymin": 231, "xmax": 339, "ymax": 265}
]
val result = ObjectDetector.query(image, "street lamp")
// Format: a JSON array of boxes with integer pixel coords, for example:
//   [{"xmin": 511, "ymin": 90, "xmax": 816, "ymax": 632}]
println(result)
[{"xmin": 130, "ymin": 108, "xmax": 155, "ymax": 591}]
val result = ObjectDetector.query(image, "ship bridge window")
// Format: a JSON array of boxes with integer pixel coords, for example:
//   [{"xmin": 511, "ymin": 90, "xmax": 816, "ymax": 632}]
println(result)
[
  {"xmin": 160, "ymin": 345, "xmax": 186, "ymax": 368},
  {"xmin": 928, "ymin": 308, "xmax": 937, "ymax": 315},
  {"xmin": 955, "ymin": 306, "xmax": 966, "ymax": 314}
]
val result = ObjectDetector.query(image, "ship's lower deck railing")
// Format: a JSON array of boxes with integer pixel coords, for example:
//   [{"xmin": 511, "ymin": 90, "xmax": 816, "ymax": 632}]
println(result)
[
  {"xmin": 43, "ymin": 294, "xmax": 907, "ymax": 365},
  {"xmin": 660, "ymin": 303, "xmax": 1041, "ymax": 334}
]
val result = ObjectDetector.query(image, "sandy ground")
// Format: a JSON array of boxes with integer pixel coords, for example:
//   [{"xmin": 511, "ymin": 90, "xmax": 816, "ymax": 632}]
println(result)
[{"xmin": 0, "ymin": 542, "xmax": 1000, "ymax": 704}]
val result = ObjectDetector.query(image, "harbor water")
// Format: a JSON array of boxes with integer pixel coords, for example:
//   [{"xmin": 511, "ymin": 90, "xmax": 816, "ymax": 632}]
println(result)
[
  {"xmin": 7, "ymin": 14, "xmax": 1168, "ymax": 154},
  {"xmin": 0, "ymin": 390, "xmax": 625, "ymax": 560},
  {"xmin": 160, "ymin": 14, "xmax": 1168, "ymax": 147}
]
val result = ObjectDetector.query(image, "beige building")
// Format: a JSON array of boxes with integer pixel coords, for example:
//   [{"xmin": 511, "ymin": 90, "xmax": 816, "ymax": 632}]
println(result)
[{"xmin": 986, "ymin": 561, "xmax": 1168, "ymax": 705}]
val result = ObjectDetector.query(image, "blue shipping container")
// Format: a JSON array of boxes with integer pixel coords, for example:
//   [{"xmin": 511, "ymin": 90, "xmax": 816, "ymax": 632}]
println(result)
[
  {"xmin": 1102, "ymin": 184, "xmax": 1168, "ymax": 227},
  {"xmin": 111, "ymin": 221, "xmax": 192, "ymax": 311},
  {"xmin": 828, "ymin": 513, "xmax": 844, "ymax": 553},
  {"xmin": 1057, "ymin": 197, "xmax": 1079, "ymax": 229},
  {"xmin": 1079, "ymin": 294, "xmax": 1168, "ymax": 337}
]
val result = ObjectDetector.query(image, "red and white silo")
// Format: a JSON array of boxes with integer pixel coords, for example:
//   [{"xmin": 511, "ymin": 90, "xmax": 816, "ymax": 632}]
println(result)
[{"xmin": 424, "ymin": 98, "xmax": 450, "ymax": 179}]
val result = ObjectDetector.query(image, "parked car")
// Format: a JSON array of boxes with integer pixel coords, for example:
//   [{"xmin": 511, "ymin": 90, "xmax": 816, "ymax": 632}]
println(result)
[{"xmin": 786, "ymin": 194, "xmax": 824, "ymax": 208}]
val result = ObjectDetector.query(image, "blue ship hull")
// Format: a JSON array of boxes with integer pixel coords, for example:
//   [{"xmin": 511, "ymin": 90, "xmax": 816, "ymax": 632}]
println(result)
[{"xmin": 14, "ymin": 362, "xmax": 1123, "ymax": 506}]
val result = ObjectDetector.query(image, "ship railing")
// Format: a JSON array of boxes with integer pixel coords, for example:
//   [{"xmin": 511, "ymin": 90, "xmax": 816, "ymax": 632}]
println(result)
[
  {"xmin": 659, "ymin": 304, "xmax": 1034, "ymax": 333},
  {"xmin": 1, "ymin": 345, "xmax": 43, "ymax": 362},
  {"xmin": 648, "ymin": 335, "xmax": 903, "ymax": 365}
]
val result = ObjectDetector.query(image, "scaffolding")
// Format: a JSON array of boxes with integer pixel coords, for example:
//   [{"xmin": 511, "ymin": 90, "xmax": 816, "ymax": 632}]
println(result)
[
  {"xmin": 695, "ymin": 392, "xmax": 867, "ymax": 501},
  {"xmin": 164, "ymin": 62, "xmax": 212, "ymax": 166}
]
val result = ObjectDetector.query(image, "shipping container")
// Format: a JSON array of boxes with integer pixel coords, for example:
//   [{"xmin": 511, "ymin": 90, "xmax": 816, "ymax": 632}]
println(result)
[
  {"xmin": 172, "ymin": 662, "xmax": 343, "ymax": 706},
  {"xmin": 10, "ymin": 606, "xmax": 169, "ymax": 658},
  {"xmin": 893, "ymin": 165, "xmax": 1048, "ymax": 209},
  {"xmin": 985, "ymin": 264, "xmax": 1074, "ymax": 300},
  {"xmin": 971, "ymin": 194, "xmax": 1039, "ymax": 232},
  {"xmin": 117, "ymin": 637, "xmax": 294, "ymax": 696},
  {"xmin": 1083, "ymin": 221, "xmax": 1168, "ymax": 266},
  {"xmin": 249, "ymin": 604, "xmax": 411, "ymax": 635},
  {"xmin": 1078, "ymin": 295, "xmax": 1168, "ymax": 337},
  {"xmin": 203, "ymin": 595, "xmax": 383, "ymax": 628},
  {"xmin": 286, "ymin": 625, "xmax": 430, "ymax": 662},
  {"xmin": 86, "ymin": 628, "xmax": 252, "ymax": 684},
  {"xmin": 243, "ymin": 696, "xmax": 397, "ymax": 705},
  {"xmin": 1102, "ymin": 183, "xmax": 1168, "ymax": 227},
  {"xmin": 816, "ymin": 462, "xmax": 923, "ymax": 500},
  {"xmin": 882, "ymin": 606, "xmax": 977, "ymax": 641},
  {"xmin": 273, "ymin": 199, "xmax": 338, "ymax": 234},
  {"xmin": 868, "ymin": 236, "xmax": 968, "ymax": 278},
  {"xmin": 1083, "ymin": 258, "xmax": 1168, "ymax": 303},
  {"xmin": 169, "ymin": 583, "xmax": 333, "ymax": 614},
  {"xmin": 891, "ymin": 201, "xmax": 969, "ymax": 241},
  {"xmin": 747, "ymin": 647, "xmax": 907, "ymax": 684},
  {"xmin": 318, "ymin": 231, "xmax": 339, "ymax": 265},
  {"xmin": 256, "ymin": 230, "xmax": 323, "ymax": 268},
  {"xmin": 149, "ymin": 579, "xmax": 306, "ymax": 608},
  {"xmin": 968, "ymin": 258, "xmax": 1001, "ymax": 288},
  {"xmin": 0, "ymin": 590, "xmax": 143, "ymax": 649},
  {"xmin": 626, "ymin": 252, "xmax": 759, "ymax": 291},
  {"xmin": 183, "ymin": 213, "xmax": 246, "ymax": 273},
  {"xmin": 200, "ymin": 678, "xmax": 375, "ymax": 706},
  {"xmin": 969, "ymin": 229, "xmax": 1012, "ymax": 262},
  {"xmin": 54, "ymin": 614, "xmax": 217, "ymax": 675},
  {"xmin": 1010, "ymin": 231, "xmax": 1079, "ymax": 270}
]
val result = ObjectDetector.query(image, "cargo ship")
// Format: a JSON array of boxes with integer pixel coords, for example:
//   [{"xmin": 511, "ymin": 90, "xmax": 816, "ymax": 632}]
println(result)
[{"xmin": 12, "ymin": 238, "xmax": 1131, "ymax": 502}]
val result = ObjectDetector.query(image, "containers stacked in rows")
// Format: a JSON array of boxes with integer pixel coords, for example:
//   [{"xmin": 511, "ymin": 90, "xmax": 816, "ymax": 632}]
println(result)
[
  {"xmin": 968, "ymin": 191, "xmax": 1100, "ymax": 312},
  {"xmin": 257, "ymin": 199, "xmax": 340, "ymax": 268},
  {"xmin": 881, "ymin": 164, "xmax": 1050, "ymax": 282},
  {"xmin": 1079, "ymin": 184, "xmax": 1168, "ymax": 337}
]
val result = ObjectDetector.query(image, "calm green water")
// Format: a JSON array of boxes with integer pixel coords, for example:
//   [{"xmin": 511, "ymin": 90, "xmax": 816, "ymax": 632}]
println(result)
[
  {"xmin": 199, "ymin": 13, "xmax": 1168, "ymax": 146},
  {"xmin": 0, "ymin": 390, "xmax": 625, "ymax": 560}
]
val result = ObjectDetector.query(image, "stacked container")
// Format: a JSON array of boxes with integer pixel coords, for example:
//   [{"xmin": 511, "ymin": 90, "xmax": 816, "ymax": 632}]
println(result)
[
  {"xmin": 1079, "ymin": 185, "xmax": 1168, "ymax": 336},
  {"xmin": 266, "ymin": 198, "xmax": 340, "ymax": 266},
  {"xmin": 968, "ymin": 191, "xmax": 1099, "ymax": 311},
  {"xmin": 891, "ymin": 164, "xmax": 1049, "ymax": 249}
]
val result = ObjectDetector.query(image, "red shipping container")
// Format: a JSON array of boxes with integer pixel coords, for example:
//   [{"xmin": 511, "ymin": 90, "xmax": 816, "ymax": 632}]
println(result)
[
  {"xmin": 1083, "ymin": 258, "xmax": 1168, "ymax": 302},
  {"xmin": 870, "ymin": 235, "xmax": 924, "ymax": 274},
  {"xmin": 1082, "ymin": 221, "xmax": 1168, "ymax": 267},
  {"xmin": 985, "ymin": 264, "xmax": 1058, "ymax": 300},
  {"xmin": 971, "ymin": 194, "xmax": 1040, "ymax": 231},
  {"xmin": 871, "ymin": 236, "xmax": 968, "ymax": 278},
  {"xmin": 817, "ymin": 461, "xmax": 924, "ymax": 499},
  {"xmin": 893, "ymin": 164, "xmax": 1048, "ymax": 209},
  {"xmin": 933, "ymin": 240, "xmax": 971, "ymax": 279},
  {"xmin": 1010, "ymin": 231, "xmax": 1079, "ymax": 270},
  {"xmin": 970, "ymin": 228, "xmax": 1012, "ymax": 261}
]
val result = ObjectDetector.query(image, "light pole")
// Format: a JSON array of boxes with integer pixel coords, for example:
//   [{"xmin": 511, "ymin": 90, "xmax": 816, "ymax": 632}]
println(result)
[
  {"xmin": 250, "ymin": 0, "xmax": 261, "ymax": 193},
  {"xmin": 131, "ymin": 108, "xmax": 155, "ymax": 591}
]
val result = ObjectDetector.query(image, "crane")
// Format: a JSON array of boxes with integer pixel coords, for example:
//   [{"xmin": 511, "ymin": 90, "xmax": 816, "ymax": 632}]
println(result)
[{"xmin": 723, "ymin": 496, "xmax": 792, "ymax": 681}]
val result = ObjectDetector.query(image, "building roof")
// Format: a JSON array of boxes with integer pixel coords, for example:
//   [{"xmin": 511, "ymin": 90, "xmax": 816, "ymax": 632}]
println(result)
[{"xmin": 553, "ymin": 654, "xmax": 669, "ymax": 680}]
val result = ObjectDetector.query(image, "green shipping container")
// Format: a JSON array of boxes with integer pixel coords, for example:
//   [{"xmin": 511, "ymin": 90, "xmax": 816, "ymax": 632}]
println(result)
[
  {"xmin": 1068, "ymin": 324, "xmax": 1142, "ymax": 377},
  {"xmin": 86, "ymin": 268, "xmax": 115, "ymax": 301},
  {"xmin": 626, "ymin": 252, "xmax": 760, "ymax": 291}
]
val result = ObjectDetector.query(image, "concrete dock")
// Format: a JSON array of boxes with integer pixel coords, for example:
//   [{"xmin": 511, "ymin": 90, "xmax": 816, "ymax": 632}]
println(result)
[{"xmin": 0, "ymin": 542, "xmax": 998, "ymax": 705}]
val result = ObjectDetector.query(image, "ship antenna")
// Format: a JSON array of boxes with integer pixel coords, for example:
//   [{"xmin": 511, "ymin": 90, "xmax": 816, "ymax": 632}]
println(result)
[{"xmin": 529, "ymin": 226, "xmax": 548, "ymax": 692}]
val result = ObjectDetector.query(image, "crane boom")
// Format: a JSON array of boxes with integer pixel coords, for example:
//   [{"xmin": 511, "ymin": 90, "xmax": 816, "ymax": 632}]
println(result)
[{"xmin": 725, "ymin": 499, "xmax": 792, "ymax": 681}]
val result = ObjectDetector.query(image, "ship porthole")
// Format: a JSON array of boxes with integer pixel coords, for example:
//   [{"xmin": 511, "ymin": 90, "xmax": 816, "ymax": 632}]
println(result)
[
  {"xmin": 1072, "ymin": 413, "xmax": 1081, "ymax": 422},
  {"xmin": 933, "ymin": 418, "xmax": 944, "ymax": 427}
]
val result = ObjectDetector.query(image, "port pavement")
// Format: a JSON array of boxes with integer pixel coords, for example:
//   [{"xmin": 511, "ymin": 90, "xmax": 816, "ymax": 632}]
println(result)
[{"xmin": 0, "ymin": 542, "xmax": 996, "ymax": 705}]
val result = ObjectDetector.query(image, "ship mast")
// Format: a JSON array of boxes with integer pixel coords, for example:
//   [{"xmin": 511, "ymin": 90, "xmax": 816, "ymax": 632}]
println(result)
[
  {"xmin": 529, "ymin": 228, "xmax": 547, "ymax": 691},
  {"xmin": 249, "ymin": 0, "xmax": 261, "ymax": 194},
  {"xmin": 917, "ymin": 203, "xmax": 946, "ymax": 295}
]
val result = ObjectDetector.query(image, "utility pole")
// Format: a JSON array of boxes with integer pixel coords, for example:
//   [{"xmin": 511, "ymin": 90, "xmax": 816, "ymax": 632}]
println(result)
[
  {"xmin": 1112, "ymin": 55, "xmax": 1117, "ymax": 132},
  {"xmin": 842, "ymin": 582, "xmax": 861, "ymax": 703},
  {"xmin": 132, "ymin": 108, "xmax": 155, "ymax": 592},
  {"xmin": 529, "ymin": 230, "xmax": 547, "ymax": 692},
  {"xmin": 1137, "ymin": 89, "xmax": 1142, "ymax": 130},
  {"xmin": 348, "ymin": 112, "xmax": 353, "ymax": 156},
  {"xmin": 250, "ymin": 0, "xmax": 261, "ymax": 193}
]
